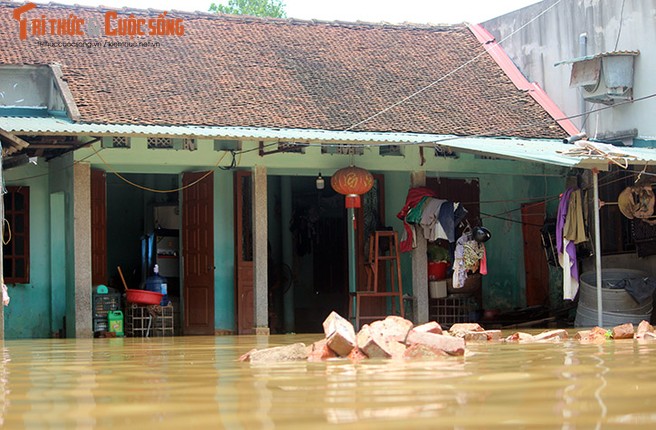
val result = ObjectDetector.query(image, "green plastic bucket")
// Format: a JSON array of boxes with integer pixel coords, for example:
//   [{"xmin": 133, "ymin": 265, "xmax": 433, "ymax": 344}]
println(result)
[{"xmin": 108, "ymin": 310, "xmax": 124, "ymax": 337}]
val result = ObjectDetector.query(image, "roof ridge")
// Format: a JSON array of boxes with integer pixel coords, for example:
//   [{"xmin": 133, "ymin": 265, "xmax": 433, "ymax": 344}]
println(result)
[{"xmin": 0, "ymin": 0, "xmax": 463, "ymax": 31}]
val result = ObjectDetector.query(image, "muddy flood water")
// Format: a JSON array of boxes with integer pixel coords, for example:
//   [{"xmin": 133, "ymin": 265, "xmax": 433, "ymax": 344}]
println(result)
[{"xmin": 1, "ymin": 332, "xmax": 656, "ymax": 429}]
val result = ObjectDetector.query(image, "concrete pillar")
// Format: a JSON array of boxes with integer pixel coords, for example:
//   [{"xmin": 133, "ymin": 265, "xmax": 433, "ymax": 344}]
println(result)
[
  {"xmin": 73, "ymin": 163, "xmax": 92, "ymax": 338},
  {"xmin": 410, "ymin": 171, "xmax": 429, "ymax": 324},
  {"xmin": 50, "ymin": 192, "xmax": 66, "ymax": 337},
  {"xmin": 0, "ymin": 154, "xmax": 4, "ymax": 340},
  {"xmin": 280, "ymin": 176, "xmax": 295, "ymax": 332},
  {"xmin": 252, "ymin": 165, "xmax": 269, "ymax": 335}
]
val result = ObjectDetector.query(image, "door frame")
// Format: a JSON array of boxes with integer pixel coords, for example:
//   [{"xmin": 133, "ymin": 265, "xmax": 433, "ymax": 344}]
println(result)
[
  {"xmin": 234, "ymin": 170, "xmax": 255, "ymax": 334},
  {"xmin": 521, "ymin": 201, "xmax": 549, "ymax": 307}
]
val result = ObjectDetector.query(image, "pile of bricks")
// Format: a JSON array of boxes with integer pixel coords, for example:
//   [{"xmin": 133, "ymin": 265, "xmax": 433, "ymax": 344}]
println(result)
[
  {"xmin": 240, "ymin": 311, "xmax": 495, "ymax": 363},
  {"xmin": 238, "ymin": 312, "xmax": 656, "ymax": 364}
]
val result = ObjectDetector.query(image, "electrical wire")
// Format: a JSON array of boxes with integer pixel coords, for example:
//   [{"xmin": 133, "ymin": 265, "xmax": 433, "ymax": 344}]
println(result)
[
  {"xmin": 215, "ymin": 91, "xmax": 656, "ymax": 154},
  {"xmin": 614, "ymin": 0, "xmax": 626, "ymax": 51},
  {"xmin": 477, "ymin": 173, "xmax": 636, "ymax": 226},
  {"xmin": 2, "ymin": 148, "xmax": 101, "ymax": 182},
  {"xmin": 6, "ymin": 0, "xmax": 654, "ymax": 194},
  {"xmin": 2, "ymin": 218, "xmax": 11, "ymax": 245},
  {"xmin": 90, "ymin": 145, "xmax": 229, "ymax": 193},
  {"xmin": 344, "ymin": 0, "xmax": 565, "ymax": 132}
]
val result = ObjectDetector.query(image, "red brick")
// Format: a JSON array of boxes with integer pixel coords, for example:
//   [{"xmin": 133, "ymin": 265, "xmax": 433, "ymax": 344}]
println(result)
[
  {"xmin": 412, "ymin": 321, "xmax": 443, "ymax": 335},
  {"xmin": 611, "ymin": 323, "xmax": 635, "ymax": 340},
  {"xmin": 243, "ymin": 343, "xmax": 309, "ymax": 363},
  {"xmin": 465, "ymin": 330, "xmax": 501, "ymax": 342},
  {"xmin": 406, "ymin": 330, "xmax": 465, "ymax": 356},
  {"xmin": 323, "ymin": 311, "xmax": 356, "ymax": 357},
  {"xmin": 347, "ymin": 346, "xmax": 368, "ymax": 362},
  {"xmin": 637, "ymin": 320, "xmax": 655, "ymax": 338},
  {"xmin": 483, "ymin": 330, "xmax": 502, "ymax": 341},
  {"xmin": 307, "ymin": 339, "xmax": 337, "ymax": 362},
  {"xmin": 356, "ymin": 324, "xmax": 404, "ymax": 358},
  {"xmin": 449, "ymin": 323, "xmax": 484, "ymax": 338},
  {"xmin": 403, "ymin": 344, "xmax": 449, "ymax": 360},
  {"xmin": 575, "ymin": 329, "xmax": 607, "ymax": 344},
  {"xmin": 534, "ymin": 329, "xmax": 568, "ymax": 342},
  {"xmin": 504, "ymin": 332, "xmax": 535, "ymax": 343},
  {"xmin": 369, "ymin": 315, "xmax": 414, "ymax": 343}
]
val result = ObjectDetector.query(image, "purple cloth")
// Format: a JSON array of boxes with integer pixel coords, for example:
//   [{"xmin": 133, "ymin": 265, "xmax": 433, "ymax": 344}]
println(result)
[{"xmin": 556, "ymin": 188, "xmax": 579, "ymax": 279}]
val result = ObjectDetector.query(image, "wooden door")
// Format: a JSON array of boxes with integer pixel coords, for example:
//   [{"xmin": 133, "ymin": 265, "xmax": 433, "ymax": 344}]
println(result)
[
  {"xmin": 182, "ymin": 171, "xmax": 215, "ymax": 335},
  {"xmin": 521, "ymin": 201, "xmax": 549, "ymax": 307},
  {"xmin": 90, "ymin": 169, "xmax": 107, "ymax": 286},
  {"xmin": 235, "ymin": 171, "xmax": 254, "ymax": 334}
]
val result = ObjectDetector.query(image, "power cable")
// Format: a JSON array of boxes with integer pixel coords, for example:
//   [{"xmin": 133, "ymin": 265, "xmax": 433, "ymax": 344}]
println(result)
[
  {"xmin": 344, "ymin": 0, "xmax": 564, "ymax": 132},
  {"xmin": 614, "ymin": 0, "xmax": 626, "ymax": 51},
  {"xmin": 90, "ymin": 145, "xmax": 229, "ymax": 193}
]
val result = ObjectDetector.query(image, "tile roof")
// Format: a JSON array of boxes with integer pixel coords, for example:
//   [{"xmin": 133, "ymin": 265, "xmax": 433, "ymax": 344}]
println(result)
[{"xmin": 0, "ymin": 2, "xmax": 564, "ymax": 138}]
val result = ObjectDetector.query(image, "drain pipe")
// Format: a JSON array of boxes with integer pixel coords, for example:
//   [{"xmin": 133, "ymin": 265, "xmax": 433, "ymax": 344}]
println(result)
[
  {"xmin": 579, "ymin": 33, "xmax": 588, "ymax": 132},
  {"xmin": 592, "ymin": 168, "xmax": 603, "ymax": 327}
]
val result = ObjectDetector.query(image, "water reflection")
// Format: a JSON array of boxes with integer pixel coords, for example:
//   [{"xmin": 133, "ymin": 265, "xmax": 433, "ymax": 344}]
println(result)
[
  {"xmin": 0, "ymin": 342, "xmax": 9, "ymax": 427},
  {"xmin": 0, "ymin": 333, "xmax": 655, "ymax": 428}
]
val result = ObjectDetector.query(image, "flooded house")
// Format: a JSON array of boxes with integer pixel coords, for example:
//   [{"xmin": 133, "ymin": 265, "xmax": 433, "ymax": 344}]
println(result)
[{"xmin": 1, "ymin": 1, "xmax": 655, "ymax": 339}]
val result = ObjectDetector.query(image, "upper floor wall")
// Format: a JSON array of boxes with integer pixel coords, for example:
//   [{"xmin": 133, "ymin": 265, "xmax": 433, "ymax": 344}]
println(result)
[{"xmin": 485, "ymin": 0, "xmax": 656, "ymax": 142}]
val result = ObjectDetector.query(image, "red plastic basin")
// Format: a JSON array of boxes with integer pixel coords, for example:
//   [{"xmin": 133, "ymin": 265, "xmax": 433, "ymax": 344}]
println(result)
[{"xmin": 126, "ymin": 289, "xmax": 163, "ymax": 305}]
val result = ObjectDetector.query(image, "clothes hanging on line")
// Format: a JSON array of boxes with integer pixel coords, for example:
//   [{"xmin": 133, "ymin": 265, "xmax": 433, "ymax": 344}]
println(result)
[
  {"xmin": 563, "ymin": 189, "xmax": 587, "ymax": 245},
  {"xmin": 452, "ymin": 232, "xmax": 487, "ymax": 289},
  {"xmin": 397, "ymin": 187, "xmax": 438, "ymax": 252},
  {"xmin": 420, "ymin": 197, "xmax": 446, "ymax": 241},
  {"xmin": 557, "ymin": 187, "xmax": 585, "ymax": 300},
  {"xmin": 397, "ymin": 187, "xmax": 468, "ymax": 252}
]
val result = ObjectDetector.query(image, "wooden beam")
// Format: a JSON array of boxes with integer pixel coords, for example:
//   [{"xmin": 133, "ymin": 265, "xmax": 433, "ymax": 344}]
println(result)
[
  {"xmin": 50, "ymin": 64, "xmax": 81, "ymax": 121},
  {"xmin": 27, "ymin": 144, "xmax": 77, "ymax": 149},
  {"xmin": 44, "ymin": 137, "xmax": 100, "ymax": 161},
  {"xmin": 0, "ymin": 128, "xmax": 30, "ymax": 156}
]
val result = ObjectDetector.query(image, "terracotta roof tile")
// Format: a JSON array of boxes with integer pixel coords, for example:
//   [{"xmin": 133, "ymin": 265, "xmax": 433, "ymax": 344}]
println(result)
[{"xmin": 0, "ymin": 2, "xmax": 564, "ymax": 138}]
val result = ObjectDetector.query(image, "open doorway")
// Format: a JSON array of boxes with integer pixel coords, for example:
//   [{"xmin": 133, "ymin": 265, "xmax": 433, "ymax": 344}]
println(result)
[
  {"xmin": 235, "ymin": 173, "xmax": 385, "ymax": 334},
  {"xmin": 265, "ymin": 175, "xmax": 384, "ymax": 333},
  {"xmin": 103, "ymin": 173, "xmax": 182, "ymax": 332},
  {"xmin": 262, "ymin": 176, "xmax": 349, "ymax": 333}
]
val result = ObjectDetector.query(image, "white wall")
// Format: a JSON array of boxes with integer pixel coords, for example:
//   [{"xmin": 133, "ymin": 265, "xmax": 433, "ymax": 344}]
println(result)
[{"xmin": 485, "ymin": 0, "xmax": 656, "ymax": 140}]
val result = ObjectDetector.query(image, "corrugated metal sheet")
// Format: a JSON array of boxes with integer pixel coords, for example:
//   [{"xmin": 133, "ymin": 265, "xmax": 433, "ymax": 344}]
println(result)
[
  {"xmin": 2, "ymin": 116, "xmax": 656, "ymax": 170},
  {"xmin": 0, "ymin": 116, "xmax": 441, "ymax": 143},
  {"xmin": 554, "ymin": 50, "xmax": 640, "ymax": 66},
  {"xmin": 433, "ymin": 138, "xmax": 656, "ymax": 169}
]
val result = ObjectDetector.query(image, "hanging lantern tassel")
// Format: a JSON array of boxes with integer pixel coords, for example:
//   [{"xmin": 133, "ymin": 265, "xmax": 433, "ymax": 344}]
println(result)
[{"xmin": 345, "ymin": 194, "xmax": 360, "ymax": 208}]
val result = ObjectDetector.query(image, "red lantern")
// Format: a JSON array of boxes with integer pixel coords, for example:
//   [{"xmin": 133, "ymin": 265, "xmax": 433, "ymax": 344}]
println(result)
[{"xmin": 331, "ymin": 166, "xmax": 374, "ymax": 208}]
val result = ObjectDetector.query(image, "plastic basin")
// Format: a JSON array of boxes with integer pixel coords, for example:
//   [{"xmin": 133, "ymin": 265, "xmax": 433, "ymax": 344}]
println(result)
[{"xmin": 126, "ymin": 289, "xmax": 163, "ymax": 305}]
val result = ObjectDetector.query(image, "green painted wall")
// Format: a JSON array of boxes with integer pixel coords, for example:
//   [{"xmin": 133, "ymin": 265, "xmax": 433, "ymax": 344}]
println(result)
[
  {"xmin": 49, "ymin": 192, "xmax": 66, "ymax": 336},
  {"xmin": 79, "ymin": 139, "xmax": 573, "ymax": 330},
  {"xmin": 382, "ymin": 171, "xmax": 413, "ymax": 295},
  {"xmin": 1, "ymin": 135, "xmax": 572, "ymax": 338},
  {"xmin": 48, "ymin": 153, "xmax": 76, "ymax": 338},
  {"xmin": 477, "ymin": 170, "xmax": 565, "ymax": 311},
  {"xmin": 214, "ymin": 170, "xmax": 235, "ymax": 332},
  {"xmin": 3, "ymin": 160, "xmax": 53, "ymax": 338}
]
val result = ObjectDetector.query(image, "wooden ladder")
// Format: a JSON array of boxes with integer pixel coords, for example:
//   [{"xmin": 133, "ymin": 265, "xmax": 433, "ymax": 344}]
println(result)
[{"xmin": 349, "ymin": 230, "xmax": 404, "ymax": 330}]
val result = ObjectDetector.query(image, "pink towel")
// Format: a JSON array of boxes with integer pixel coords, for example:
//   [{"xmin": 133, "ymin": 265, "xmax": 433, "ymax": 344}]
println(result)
[{"xmin": 479, "ymin": 246, "xmax": 487, "ymax": 275}]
